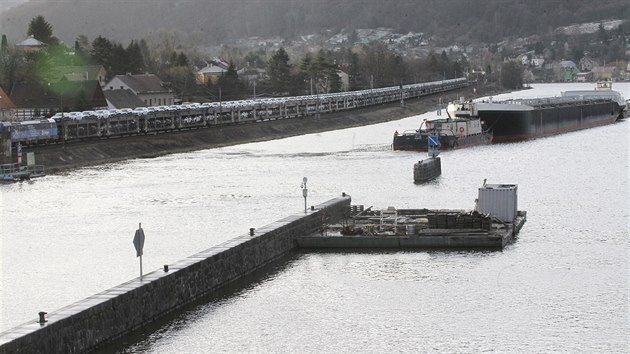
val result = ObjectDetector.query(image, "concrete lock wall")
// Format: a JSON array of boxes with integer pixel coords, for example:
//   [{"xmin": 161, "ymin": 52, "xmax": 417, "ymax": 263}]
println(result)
[{"xmin": 0, "ymin": 196, "xmax": 350, "ymax": 354}]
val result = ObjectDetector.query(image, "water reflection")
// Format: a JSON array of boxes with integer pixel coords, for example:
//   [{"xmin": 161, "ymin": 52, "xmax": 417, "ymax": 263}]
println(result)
[{"xmin": 1, "ymin": 83, "xmax": 628, "ymax": 352}]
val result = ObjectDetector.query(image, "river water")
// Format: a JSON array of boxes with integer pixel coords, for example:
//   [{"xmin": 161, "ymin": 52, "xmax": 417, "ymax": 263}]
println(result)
[{"xmin": 1, "ymin": 83, "xmax": 628, "ymax": 352}]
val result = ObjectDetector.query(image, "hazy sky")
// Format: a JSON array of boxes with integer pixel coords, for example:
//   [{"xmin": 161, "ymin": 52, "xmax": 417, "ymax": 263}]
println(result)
[{"xmin": 1, "ymin": 0, "xmax": 29, "ymax": 15}]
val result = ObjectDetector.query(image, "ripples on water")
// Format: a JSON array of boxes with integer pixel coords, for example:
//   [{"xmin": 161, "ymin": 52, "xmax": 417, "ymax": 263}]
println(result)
[{"xmin": 1, "ymin": 83, "xmax": 628, "ymax": 352}]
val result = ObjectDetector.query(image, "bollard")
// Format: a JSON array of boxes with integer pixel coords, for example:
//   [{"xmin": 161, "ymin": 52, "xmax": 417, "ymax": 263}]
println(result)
[
  {"xmin": 38, "ymin": 311, "xmax": 47, "ymax": 324},
  {"xmin": 249, "ymin": 228, "xmax": 255, "ymax": 236},
  {"xmin": 163, "ymin": 265, "xmax": 169, "ymax": 272},
  {"xmin": 311, "ymin": 205, "xmax": 315, "ymax": 210}
]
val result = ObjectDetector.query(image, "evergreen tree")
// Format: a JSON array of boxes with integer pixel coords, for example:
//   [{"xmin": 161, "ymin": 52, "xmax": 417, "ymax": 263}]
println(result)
[
  {"xmin": 327, "ymin": 66, "xmax": 342, "ymax": 93},
  {"xmin": 346, "ymin": 49, "xmax": 361, "ymax": 90},
  {"xmin": 138, "ymin": 39, "xmax": 153, "ymax": 72},
  {"xmin": 0, "ymin": 48, "xmax": 21, "ymax": 90},
  {"xmin": 313, "ymin": 50, "xmax": 328, "ymax": 92},
  {"xmin": 299, "ymin": 53, "xmax": 314, "ymax": 93},
  {"xmin": 1, "ymin": 35, "xmax": 7, "ymax": 53},
  {"xmin": 126, "ymin": 40, "xmax": 145, "ymax": 74},
  {"xmin": 176, "ymin": 52, "xmax": 189, "ymax": 67},
  {"xmin": 90, "ymin": 36, "xmax": 113, "ymax": 74},
  {"xmin": 266, "ymin": 47, "xmax": 292, "ymax": 94},
  {"xmin": 500, "ymin": 61, "xmax": 523, "ymax": 89},
  {"xmin": 109, "ymin": 43, "xmax": 129, "ymax": 75},
  {"xmin": 597, "ymin": 23, "xmax": 609, "ymax": 43},
  {"xmin": 168, "ymin": 51, "xmax": 178, "ymax": 67},
  {"xmin": 27, "ymin": 15, "xmax": 57, "ymax": 44},
  {"xmin": 75, "ymin": 35, "xmax": 90, "ymax": 53},
  {"xmin": 218, "ymin": 61, "xmax": 242, "ymax": 99}
]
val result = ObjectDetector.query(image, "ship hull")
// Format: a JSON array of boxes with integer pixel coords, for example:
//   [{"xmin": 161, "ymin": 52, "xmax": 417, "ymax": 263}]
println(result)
[
  {"xmin": 393, "ymin": 132, "xmax": 492, "ymax": 151},
  {"xmin": 476, "ymin": 100, "xmax": 624, "ymax": 143}
]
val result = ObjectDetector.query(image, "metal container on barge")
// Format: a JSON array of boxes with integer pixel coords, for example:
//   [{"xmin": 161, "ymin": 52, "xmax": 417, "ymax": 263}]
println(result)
[{"xmin": 475, "ymin": 81, "xmax": 626, "ymax": 143}]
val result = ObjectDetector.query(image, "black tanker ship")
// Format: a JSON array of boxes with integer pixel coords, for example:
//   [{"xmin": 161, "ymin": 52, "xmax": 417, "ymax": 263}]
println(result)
[{"xmin": 474, "ymin": 81, "xmax": 626, "ymax": 142}]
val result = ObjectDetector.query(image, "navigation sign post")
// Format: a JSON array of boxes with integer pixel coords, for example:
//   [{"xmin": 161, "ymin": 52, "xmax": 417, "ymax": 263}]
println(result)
[
  {"xmin": 428, "ymin": 134, "xmax": 440, "ymax": 158},
  {"xmin": 133, "ymin": 223, "xmax": 145, "ymax": 280}
]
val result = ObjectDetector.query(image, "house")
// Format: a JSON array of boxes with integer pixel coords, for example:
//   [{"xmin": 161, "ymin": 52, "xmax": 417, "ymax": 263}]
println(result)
[
  {"xmin": 51, "ymin": 65, "xmax": 108, "ymax": 86},
  {"xmin": 559, "ymin": 60, "xmax": 578, "ymax": 81},
  {"xmin": 103, "ymin": 89, "xmax": 146, "ymax": 109},
  {"xmin": 196, "ymin": 64, "xmax": 227, "ymax": 85},
  {"xmin": 579, "ymin": 57, "xmax": 597, "ymax": 72},
  {"xmin": 15, "ymin": 35, "xmax": 46, "ymax": 53},
  {"xmin": 196, "ymin": 58, "xmax": 246, "ymax": 85},
  {"xmin": 104, "ymin": 74, "xmax": 174, "ymax": 106},
  {"xmin": 531, "ymin": 57, "xmax": 545, "ymax": 68},
  {"xmin": 520, "ymin": 54, "xmax": 530, "ymax": 66},
  {"xmin": 10, "ymin": 80, "xmax": 107, "ymax": 120},
  {"xmin": 576, "ymin": 72, "xmax": 594, "ymax": 82},
  {"xmin": 590, "ymin": 66, "xmax": 617, "ymax": 80},
  {"xmin": 0, "ymin": 86, "xmax": 17, "ymax": 121}
]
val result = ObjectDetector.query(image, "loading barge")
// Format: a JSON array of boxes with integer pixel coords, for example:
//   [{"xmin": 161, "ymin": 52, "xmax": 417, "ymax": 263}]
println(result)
[{"xmin": 298, "ymin": 183, "xmax": 526, "ymax": 250}]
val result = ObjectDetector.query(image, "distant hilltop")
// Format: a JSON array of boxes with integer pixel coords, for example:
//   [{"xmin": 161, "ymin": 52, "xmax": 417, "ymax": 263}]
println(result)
[{"xmin": 0, "ymin": 0, "xmax": 628, "ymax": 45}]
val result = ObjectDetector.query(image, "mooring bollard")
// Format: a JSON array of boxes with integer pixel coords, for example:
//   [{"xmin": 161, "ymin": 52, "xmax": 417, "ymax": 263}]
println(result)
[
  {"xmin": 249, "ymin": 228, "xmax": 255, "ymax": 236},
  {"xmin": 163, "ymin": 265, "xmax": 169, "ymax": 272},
  {"xmin": 38, "ymin": 311, "xmax": 47, "ymax": 324}
]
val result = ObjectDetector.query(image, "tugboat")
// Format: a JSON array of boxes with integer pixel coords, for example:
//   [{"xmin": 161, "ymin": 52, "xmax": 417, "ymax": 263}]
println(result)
[{"xmin": 393, "ymin": 100, "xmax": 493, "ymax": 151}]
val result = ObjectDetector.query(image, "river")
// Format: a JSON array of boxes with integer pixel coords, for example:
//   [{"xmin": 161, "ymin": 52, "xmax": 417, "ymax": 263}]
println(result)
[{"xmin": 1, "ymin": 83, "xmax": 628, "ymax": 352}]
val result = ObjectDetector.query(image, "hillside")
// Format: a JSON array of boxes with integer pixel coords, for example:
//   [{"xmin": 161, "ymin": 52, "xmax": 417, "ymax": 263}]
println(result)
[{"xmin": 1, "ymin": 0, "xmax": 628, "ymax": 46}]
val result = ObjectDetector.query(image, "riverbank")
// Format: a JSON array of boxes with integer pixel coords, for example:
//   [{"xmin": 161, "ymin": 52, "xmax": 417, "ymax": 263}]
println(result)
[{"xmin": 25, "ymin": 84, "xmax": 505, "ymax": 174}]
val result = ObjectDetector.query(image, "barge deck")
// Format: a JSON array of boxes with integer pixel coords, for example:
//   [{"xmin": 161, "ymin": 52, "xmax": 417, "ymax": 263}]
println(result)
[{"xmin": 298, "ymin": 208, "xmax": 527, "ymax": 250}]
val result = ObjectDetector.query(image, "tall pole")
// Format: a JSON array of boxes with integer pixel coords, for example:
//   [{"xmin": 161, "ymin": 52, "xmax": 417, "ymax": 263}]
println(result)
[
  {"xmin": 301, "ymin": 177, "xmax": 308, "ymax": 214},
  {"xmin": 253, "ymin": 80, "xmax": 256, "ymax": 98},
  {"xmin": 61, "ymin": 94, "xmax": 65, "ymax": 149},
  {"xmin": 370, "ymin": 74, "xmax": 374, "ymax": 104}
]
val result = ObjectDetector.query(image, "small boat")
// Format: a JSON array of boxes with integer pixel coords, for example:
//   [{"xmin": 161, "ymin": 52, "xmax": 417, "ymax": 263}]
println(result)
[
  {"xmin": 0, "ymin": 163, "xmax": 45, "ymax": 182},
  {"xmin": 393, "ymin": 100, "xmax": 493, "ymax": 151}
]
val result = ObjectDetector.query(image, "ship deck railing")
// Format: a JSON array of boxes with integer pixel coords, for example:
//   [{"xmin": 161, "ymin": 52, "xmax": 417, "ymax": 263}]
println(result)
[
  {"xmin": 482, "ymin": 95, "xmax": 615, "ymax": 108},
  {"xmin": 1, "ymin": 163, "xmax": 46, "ymax": 181}
]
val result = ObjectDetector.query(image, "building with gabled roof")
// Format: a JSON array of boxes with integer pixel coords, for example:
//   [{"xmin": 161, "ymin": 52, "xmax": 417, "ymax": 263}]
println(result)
[
  {"xmin": 103, "ymin": 89, "xmax": 146, "ymax": 109},
  {"xmin": 591, "ymin": 66, "xmax": 617, "ymax": 80},
  {"xmin": 0, "ymin": 86, "xmax": 17, "ymax": 121},
  {"xmin": 196, "ymin": 64, "xmax": 227, "ymax": 85},
  {"xmin": 50, "ymin": 65, "xmax": 108, "ymax": 86},
  {"xmin": 10, "ymin": 80, "xmax": 107, "ymax": 120},
  {"xmin": 15, "ymin": 35, "xmax": 46, "ymax": 53},
  {"xmin": 104, "ymin": 74, "xmax": 174, "ymax": 106}
]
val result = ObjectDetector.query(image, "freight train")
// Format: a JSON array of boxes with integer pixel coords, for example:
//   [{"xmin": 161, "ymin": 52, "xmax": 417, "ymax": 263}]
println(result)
[{"xmin": 0, "ymin": 78, "xmax": 468, "ymax": 148}]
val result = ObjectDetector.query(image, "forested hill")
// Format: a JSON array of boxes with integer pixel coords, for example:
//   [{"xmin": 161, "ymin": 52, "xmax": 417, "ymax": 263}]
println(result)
[{"xmin": 1, "ymin": 0, "xmax": 628, "ymax": 45}]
